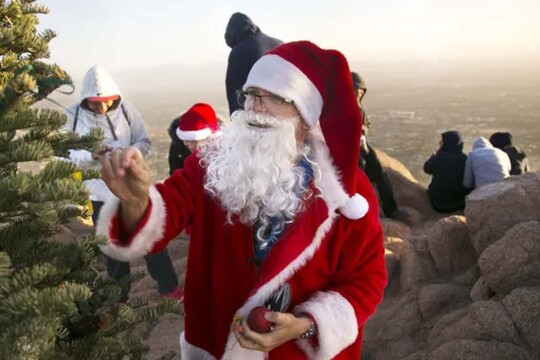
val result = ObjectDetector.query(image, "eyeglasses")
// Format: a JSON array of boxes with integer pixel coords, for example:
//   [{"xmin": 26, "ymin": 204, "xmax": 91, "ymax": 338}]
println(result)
[{"xmin": 236, "ymin": 90, "xmax": 294, "ymax": 109}]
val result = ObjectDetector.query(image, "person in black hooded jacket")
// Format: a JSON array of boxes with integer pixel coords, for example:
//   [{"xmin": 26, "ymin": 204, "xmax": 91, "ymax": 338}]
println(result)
[
  {"xmin": 489, "ymin": 132, "xmax": 530, "ymax": 176},
  {"xmin": 352, "ymin": 71, "xmax": 406, "ymax": 220},
  {"xmin": 424, "ymin": 130, "xmax": 471, "ymax": 212},
  {"xmin": 225, "ymin": 12, "xmax": 283, "ymax": 115}
]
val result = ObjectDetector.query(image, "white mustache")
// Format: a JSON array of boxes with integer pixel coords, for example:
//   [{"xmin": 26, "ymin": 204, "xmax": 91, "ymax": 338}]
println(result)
[{"xmin": 231, "ymin": 110, "xmax": 281, "ymax": 129}]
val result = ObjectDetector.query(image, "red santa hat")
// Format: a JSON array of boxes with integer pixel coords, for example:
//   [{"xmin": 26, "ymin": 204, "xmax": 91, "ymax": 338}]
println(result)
[
  {"xmin": 176, "ymin": 103, "xmax": 220, "ymax": 141},
  {"xmin": 243, "ymin": 41, "xmax": 367, "ymax": 219}
]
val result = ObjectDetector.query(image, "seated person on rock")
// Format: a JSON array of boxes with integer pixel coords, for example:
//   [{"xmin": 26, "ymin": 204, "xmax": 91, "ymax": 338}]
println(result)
[
  {"xmin": 423, "ymin": 130, "xmax": 471, "ymax": 212},
  {"xmin": 489, "ymin": 132, "xmax": 529, "ymax": 176},
  {"xmin": 463, "ymin": 136, "xmax": 511, "ymax": 190}
]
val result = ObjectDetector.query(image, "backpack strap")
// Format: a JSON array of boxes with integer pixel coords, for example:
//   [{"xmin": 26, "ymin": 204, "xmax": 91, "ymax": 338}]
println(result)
[
  {"xmin": 121, "ymin": 104, "xmax": 131, "ymax": 127},
  {"xmin": 121, "ymin": 103, "xmax": 133, "ymax": 143},
  {"xmin": 72, "ymin": 105, "xmax": 80, "ymax": 132}
]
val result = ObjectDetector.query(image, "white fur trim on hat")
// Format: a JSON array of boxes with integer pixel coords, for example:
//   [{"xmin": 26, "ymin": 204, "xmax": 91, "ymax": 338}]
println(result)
[
  {"xmin": 243, "ymin": 54, "xmax": 323, "ymax": 129},
  {"xmin": 176, "ymin": 128, "xmax": 212, "ymax": 141},
  {"xmin": 339, "ymin": 193, "xmax": 369, "ymax": 220}
]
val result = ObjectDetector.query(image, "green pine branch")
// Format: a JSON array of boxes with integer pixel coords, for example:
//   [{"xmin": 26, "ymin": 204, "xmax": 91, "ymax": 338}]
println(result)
[{"xmin": 0, "ymin": 1, "xmax": 179, "ymax": 358}]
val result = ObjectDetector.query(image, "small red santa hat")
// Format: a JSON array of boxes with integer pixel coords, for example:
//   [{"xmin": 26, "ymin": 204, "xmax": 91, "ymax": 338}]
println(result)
[
  {"xmin": 176, "ymin": 103, "xmax": 220, "ymax": 141},
  {"xmin": 243, "ymin": 41, "xmax": 367, "ymax": 219}
]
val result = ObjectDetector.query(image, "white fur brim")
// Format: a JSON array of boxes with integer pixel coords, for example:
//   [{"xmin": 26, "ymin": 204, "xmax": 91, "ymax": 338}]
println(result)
[
  {"xmin": 176, "ymin": 127, "xmax": 212, "ymax": 141},
  {"xmin": 294, "ymin": 291, "xmax": 359, "ymax": 359},
  {"xmin": 97, "ymin": 186, "xmax": 166, "ymax": 261},
  {"xmin": 243, "ymin": 54, "xmax": 323, "ymax": 129}
]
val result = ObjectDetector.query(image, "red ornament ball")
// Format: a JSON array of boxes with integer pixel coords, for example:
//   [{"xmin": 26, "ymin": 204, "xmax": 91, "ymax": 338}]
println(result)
[{"xmin": 246, "ymin": 306, "xmax": 273, "ymax": 333}]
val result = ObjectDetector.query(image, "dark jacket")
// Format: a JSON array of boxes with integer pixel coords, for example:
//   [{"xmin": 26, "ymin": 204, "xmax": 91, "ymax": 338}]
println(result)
[
  {"xmin": 504, "ymin": 146, "xmax": 529, "ymax": 175},
  {"xmin": 168, "ymin": 118, "xmax": 192, "ymax": 175},
  {"xmin": 424, "ymin": 131, "xmax": 470, "ymax": 212},
  {"xmin": 489, "ymin": 132, "xmax": 529, "ymax": 175},
  {"xmin": 225, "ymin": 13, "xmax": 283, "ymax": 114}
]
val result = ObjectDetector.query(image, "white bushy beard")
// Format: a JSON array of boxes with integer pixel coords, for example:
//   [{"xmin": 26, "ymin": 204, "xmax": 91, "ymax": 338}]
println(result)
[{"xmin": 198, "ymin": 110, "xmax": 310, "ymax": 249}]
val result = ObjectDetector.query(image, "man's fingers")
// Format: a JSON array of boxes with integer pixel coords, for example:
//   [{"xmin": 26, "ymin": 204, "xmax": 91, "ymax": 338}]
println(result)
[
  {"xmin": 234, "ymin": 322, "xmax": 262, "ymax": 351},
  {"xmin": 264, "ymin": 311, "xmax": 282, "ymax": 324},
  {"xmin": 127, "ymin": 159, "xmax": 150, "ymax": 184},
  {"xmin": 101, "ymin": 154, "xmax": 116, "ymax": 182},
  {"xmin": 110, "ymin": 150, "xmax": 126, "ymax": 177},
  {"xmin": 239, "ymin": 318, "xmax": 271, "ymax": 350},
  {"xmin": 121, "ymin": 147, "xmax": 143, "ymax": 168}
]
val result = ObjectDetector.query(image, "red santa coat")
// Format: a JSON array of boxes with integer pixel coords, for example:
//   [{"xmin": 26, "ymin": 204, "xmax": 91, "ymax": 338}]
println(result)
[{"xmin": 97, "ymin": 135, "xmax": 387, "ymax": 360}]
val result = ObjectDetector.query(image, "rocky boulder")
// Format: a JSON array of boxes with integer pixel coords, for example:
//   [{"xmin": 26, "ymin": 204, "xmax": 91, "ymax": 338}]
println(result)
[
  {"xmin": 502, "ymin": 287, "xmax": 540, "ymax": 358},
  {"xmin": 400, "ymin": 236, "xmax": 437, "ymax": 292},
  {"xmin": 465, "ymin": 173, "xmax": 540, "ymax": 254},
  {"xmin": 428, "ymin": 340, "xmax": 534, "ymax": 360},
  {"xmin": 360, "ymin": 167, "xmax": 540, "ymax": 360},
  {"xmin": 478, "ymin": 221, "xmax": 540, "ymax": 296},
  {"xmin": 426, "ymin": 216, "xmax": 476, "ymax": 275},
  {"xmin": 469, "ymin": 276, "xmax": 494, "ymax": 301},
  {"xmin": 418, "ymin": 284, "xmax": 470, "ymax": 323},
  {"xmin": 376, "ymin": 149, "xmax": 440, "ymax": 220},
  {"xmin": 427, "ymin": 301, "xmax": 521, "ymax": 350}
]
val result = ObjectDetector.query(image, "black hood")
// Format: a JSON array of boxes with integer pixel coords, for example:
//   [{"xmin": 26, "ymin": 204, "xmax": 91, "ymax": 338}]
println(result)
[
  {"xmin": 489, "ymin": 132, "xmax": 513, "ymax": 149},
  {"xmin": 351, "ymin": 71, "xmax": 367, "ymax": 92},
  {"xmin": 168, "ymin": 118, "xmax": 180, "ymax": 141},
  {"xmin": 441, "ymin": 130, "xmax": 464, "ymax": 152},
  {"xmin": 225, "ymin": 12, "xmax": 259, "ymax": 48}
]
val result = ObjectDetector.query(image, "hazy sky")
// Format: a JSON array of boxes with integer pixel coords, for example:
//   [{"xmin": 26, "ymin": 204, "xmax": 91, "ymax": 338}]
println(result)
[{"xmin": 39, "ymin": 0, "xmax": 540, "ymax": 77}]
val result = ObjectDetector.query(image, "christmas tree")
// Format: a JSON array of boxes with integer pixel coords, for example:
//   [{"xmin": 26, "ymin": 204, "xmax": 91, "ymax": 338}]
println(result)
[{"xmin": 0, "ymin": 1, "xmax": 178, "ymax": 359}]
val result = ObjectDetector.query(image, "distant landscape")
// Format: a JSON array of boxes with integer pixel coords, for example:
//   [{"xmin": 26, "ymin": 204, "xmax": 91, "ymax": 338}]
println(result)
[{"xmin": 45, "ymin": 59, "xmax": 540, "ymax": 186}]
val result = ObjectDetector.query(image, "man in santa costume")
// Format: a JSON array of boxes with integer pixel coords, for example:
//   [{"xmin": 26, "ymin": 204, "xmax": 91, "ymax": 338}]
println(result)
[{"xmin": 97, "ymin": 41, "xmax": 387, "ymax": 359}]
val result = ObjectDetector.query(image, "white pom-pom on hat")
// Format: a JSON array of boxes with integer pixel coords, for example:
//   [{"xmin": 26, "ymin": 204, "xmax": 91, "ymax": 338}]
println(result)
[{"xmin": 339, "ymin": 193, "xmax": 369, "ymax": 220}]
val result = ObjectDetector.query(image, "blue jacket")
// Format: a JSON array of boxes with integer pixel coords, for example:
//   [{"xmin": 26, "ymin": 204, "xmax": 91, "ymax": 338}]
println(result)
[{"xmin": 225, "ymin": 13, "xmax": 283, "ymax": 114}]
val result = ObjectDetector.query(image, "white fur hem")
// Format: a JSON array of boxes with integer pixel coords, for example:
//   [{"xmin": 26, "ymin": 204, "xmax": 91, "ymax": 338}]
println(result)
[
  {"xmin": 97, "ymin": 186, "xmax": 166, "ymax": 261},
  {"xmin": 294, "ymin": 291, "xmax": 358, "ymax": 359},
  {"xmin": 180, "ymin": 332, "xmax": 216, "ymax": 360},
  {"xmin": 176, "ymin": 127, "xmax": 212, "ymax": 141}
]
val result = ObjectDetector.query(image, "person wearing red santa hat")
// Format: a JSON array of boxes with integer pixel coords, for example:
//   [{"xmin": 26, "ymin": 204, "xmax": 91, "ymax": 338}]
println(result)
[
  {"xmin": 168, "ymin": 103, "xmax": 222, "ymax": 175},
  {"xmin": 176, "ymin": 103, "xmax": 221, "ymax": 153},
  {"xmin": 96, "ymin": 41, "xmax": 387, "ymax": 359}
]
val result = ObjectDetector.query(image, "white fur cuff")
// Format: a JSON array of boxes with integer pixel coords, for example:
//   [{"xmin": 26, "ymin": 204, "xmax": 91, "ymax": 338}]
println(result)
[
  {"xmin": 294, "ymin": 291, "xmax": 359, "ymax": 360},
  {"xmin": 97, "ymin": 186, "xmax": 166, "ymax": 261}
]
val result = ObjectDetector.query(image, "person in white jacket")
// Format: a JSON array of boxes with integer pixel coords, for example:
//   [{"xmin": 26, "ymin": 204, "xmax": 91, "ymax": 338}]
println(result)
[
  {"xmin": 64, "ymin": 65, "xmax": 183, "ymax": 302},
  {"xmin": 463, "ymin": 136, "xmax": 511, "ymax": 190}
]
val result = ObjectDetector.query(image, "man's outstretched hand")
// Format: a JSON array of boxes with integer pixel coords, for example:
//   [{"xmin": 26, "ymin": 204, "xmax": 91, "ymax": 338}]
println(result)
[{"xmin": 101, "ymin": 147, "xmax": 151, "ymax": 229}]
